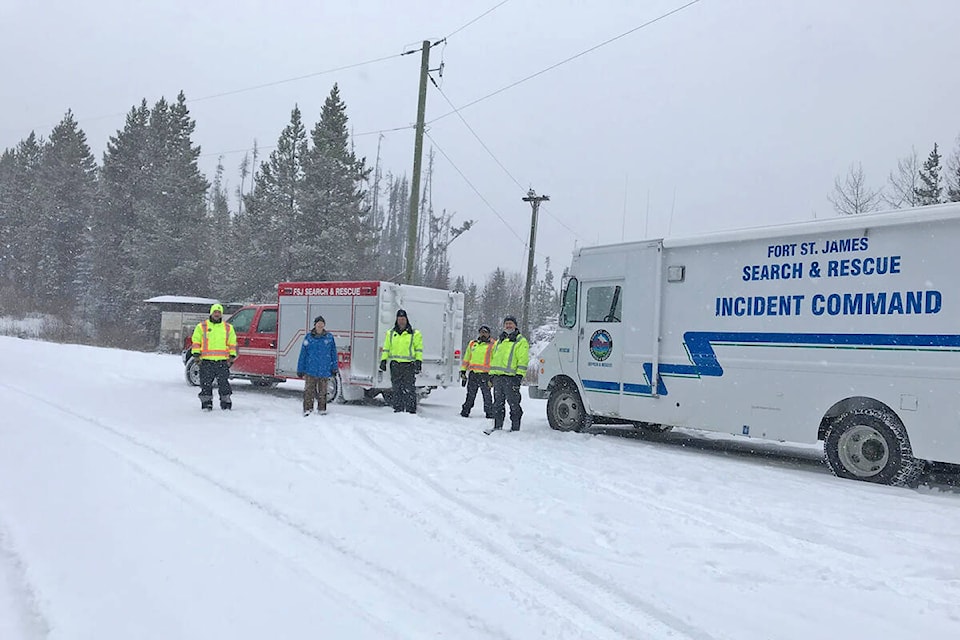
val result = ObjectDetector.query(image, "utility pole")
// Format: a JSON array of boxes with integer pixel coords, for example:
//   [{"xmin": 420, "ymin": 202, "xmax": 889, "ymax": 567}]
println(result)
[
  {"xmin": 521, "ymin": 189, "xmax": 549, "ymax": 334},
  {"xmin": 405, "ymin": 40, "xmax": 431, "ymax": 285}
]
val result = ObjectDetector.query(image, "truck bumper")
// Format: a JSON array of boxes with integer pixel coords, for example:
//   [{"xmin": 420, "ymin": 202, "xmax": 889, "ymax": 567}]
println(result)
[{"xmin": 528, "ymin": 386, "xmax": 549, "ymax": 400}]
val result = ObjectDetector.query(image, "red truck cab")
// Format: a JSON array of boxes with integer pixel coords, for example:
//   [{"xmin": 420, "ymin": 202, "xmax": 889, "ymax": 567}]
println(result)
[{"xmin": 183, "ymin": 304, "xmax": 285, "ymax": 388}]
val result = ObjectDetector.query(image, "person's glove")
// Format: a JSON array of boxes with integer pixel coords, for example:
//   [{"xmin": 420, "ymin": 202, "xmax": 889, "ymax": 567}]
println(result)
[
  {"xmin": 191, "ymin": 353, "xmax": 201, "ymax": 362},
  {"xmin": 379, "ymin": 360, "xmax": 387, "ymax": 372},
  {"xmin": 460, "ymin": 370, "xmax": 467, "ymax": 386},
  {"xmin": 297, "ymin": 371, "xmax": 305, "ymax": 378},
  {"xmin": 414, "ymin": 361, "xmax": 422, "ymax": 374},
  {"xmin": 331, "ymin": 368, "xmax": 338, "ymax": 377},
  {"xmin": 228, "ymin": 355, "xmax": 236, "ymax": 366}
]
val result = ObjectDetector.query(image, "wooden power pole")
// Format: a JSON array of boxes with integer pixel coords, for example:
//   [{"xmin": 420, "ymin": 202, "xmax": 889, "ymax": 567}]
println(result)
[
  {"xmin": 521, "ymin": 189, "xmax": 549, "ymax": 333},
  {"xmin": 405, "ymin": 40, "xmax": 431, "ymax": 285}
]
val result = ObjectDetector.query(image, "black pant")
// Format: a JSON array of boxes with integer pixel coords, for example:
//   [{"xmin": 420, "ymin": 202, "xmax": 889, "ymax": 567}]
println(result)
[
  {"xmin": 390, "ymin": 361, "xmax": 417, "ymax": 413},
  {"xmin": 199, "ymin": 360, "xmax": 232, "ymax": 408},
  {"xmin": 462, "ymin": 372, "xmax": 492, "ymax": 417},
  {"xmin": 492, "ymin": 375, "xmax": 523, "ymax": 430}
]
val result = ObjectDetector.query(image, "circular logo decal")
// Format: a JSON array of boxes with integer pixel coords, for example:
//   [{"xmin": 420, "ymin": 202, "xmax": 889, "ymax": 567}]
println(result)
[{"xmin": 589, "ymin": 329, "xmax": 613, "ymax": 361}]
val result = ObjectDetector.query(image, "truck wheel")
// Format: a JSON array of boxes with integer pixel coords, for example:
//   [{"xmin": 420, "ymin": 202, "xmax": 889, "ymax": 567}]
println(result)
[
  {"xmin": 547, "ymin": 383, "xmax": 591, "ymax": 432},
  {"xmin": 184, "ymin": 359, "xmax": 200, "ymax": 386},
  {"xmin": 326, "ymin": 372, "xmax": 342, "ymax": 404},
  {"xmin": 824, "ymin": 407, "xmax": 924, "ymax": 486}
]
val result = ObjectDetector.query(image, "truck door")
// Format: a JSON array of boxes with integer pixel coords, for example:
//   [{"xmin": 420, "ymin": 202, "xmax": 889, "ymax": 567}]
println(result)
[
  {"xmin": 577, "ymin": 280, "xmax": 625, "ymax": 417},
  {"xmin": 231, "ymin": 306, "xmax": 277, "ymax": 377}
]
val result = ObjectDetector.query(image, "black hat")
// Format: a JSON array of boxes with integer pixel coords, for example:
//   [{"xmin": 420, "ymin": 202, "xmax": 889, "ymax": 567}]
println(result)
[
  {"xmin": 503, "ymin": 315, "xmax": 518, "ymax": 325},
  {"xmin": 396, "ymin": 309, "xmax": 408, "ymax": 318},
  {"xmin": 313, "ymin": 315, "xmax": 325, "ymax": 324},
  {"xmin": 479, "ymin": 325, "xmax": 491, "ymax": 333}
]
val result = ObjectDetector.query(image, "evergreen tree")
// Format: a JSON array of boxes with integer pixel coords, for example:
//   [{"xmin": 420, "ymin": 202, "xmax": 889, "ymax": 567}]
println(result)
[
  {"xmin": 4, "ymin": 133, "xmax": 45, "ymax": 306},
  {"xmin": 915, "ymin": 143, "xmax": 943, "ymax": 206},
  {"xmin": 0, "ymin": 149, "xmax": 18, "ymax": 304},
  {"xmin": 92, "ymin": 93, "xmax": 209, "ymax": 344},
  {"xmin": 88, "ymin": 100, "xmax": 151, "ymax": 334},
  {"xmin": 300, "ymin": 85, "xmax": 371, "ymax": 280},
  {"xmin": 35, "ymin": 111, "xmax": 99, "ymax": 310},
  {"xmin": 237, "ymin": 106, "xmax": 308, "ymax": 299}
]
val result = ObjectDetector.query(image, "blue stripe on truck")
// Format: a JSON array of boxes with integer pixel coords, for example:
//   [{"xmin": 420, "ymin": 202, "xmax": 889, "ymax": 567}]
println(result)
[{"xmin": 586, "ymin": 332, "xmax": 960, "ymax": 398}]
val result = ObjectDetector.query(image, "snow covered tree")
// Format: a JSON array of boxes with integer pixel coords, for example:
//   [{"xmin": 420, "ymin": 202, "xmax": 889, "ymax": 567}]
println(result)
[
  {"xmin": 0, "ymin": 133, "xmax": 45, "ymax": 310},
  {"xmin": 914, "ymin": 143, "xmax": 943, "ymax": 206},
  {"xmin": 299, "ymin": 85, "xmax": 371, "ymax": 281},
  {"xmin": 829, "ymin": 163, "xmax": 881, "ymax": 215},
  {"xmin": 235, "ymin": 106, "xmax": 308, "ymax": 300},
  {"xmin": 32, "ymin": 112, "xmax": 99, "ymax": 312}
]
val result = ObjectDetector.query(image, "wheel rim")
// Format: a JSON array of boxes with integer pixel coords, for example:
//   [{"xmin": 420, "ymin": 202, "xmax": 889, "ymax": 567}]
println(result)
[
  {"xmin": 189, "ymin": 362, "xmax": 200, "ymax": 385},
  {"xmin": 837, "ymin": 424, "xmax": 890, "ymax": 477},
  {"xmin": 553, "ymin": 390, "xmax": 583, "ymax": 429}
]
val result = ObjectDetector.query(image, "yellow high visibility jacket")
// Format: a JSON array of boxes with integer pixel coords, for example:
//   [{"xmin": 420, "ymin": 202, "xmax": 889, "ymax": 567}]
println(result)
[
  {"xmin": 461, "ymin": 339, "xmax": 496, "ymax": 373},
  {"xmin": 191, "ymin": 320, "xmax": 237, "ymax": 361},
  {"xmin": 489, "ymin": 331, "xmax": 529, "ymax": 377},
  {"xmin": 381, "ymin": 327, "xmax": 423, "ymax": 363}
]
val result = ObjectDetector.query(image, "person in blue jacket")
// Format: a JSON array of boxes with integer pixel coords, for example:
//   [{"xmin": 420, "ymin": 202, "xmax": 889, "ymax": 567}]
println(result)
[{"xmin": 297, "ymin": 315, "xmax": 339, "ymax": 416}]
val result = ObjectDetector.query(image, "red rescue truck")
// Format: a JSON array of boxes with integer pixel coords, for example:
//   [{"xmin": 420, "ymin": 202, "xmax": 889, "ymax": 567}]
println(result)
[{"xmin": 183, "ymin": 281, "xmax": 464, "ymax": 403}]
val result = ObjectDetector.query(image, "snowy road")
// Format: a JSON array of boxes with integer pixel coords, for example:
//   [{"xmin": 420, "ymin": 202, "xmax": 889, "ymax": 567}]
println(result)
[{"xmin": 1, "ymin": 336, "xmax": 959, "ymax": 639}]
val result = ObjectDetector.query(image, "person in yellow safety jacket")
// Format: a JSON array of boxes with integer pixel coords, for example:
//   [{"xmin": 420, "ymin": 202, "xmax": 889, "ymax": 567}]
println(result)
[
  {"xmin": 378, "ymin": 309, "xmax": 424, "ymax": 414},
  {"xmin": 485, "ymin": 315, "xmax": 530, "ymax": 433},
  {"xmin": 459, "ymin": 325, "xmax": 496, "ymax": 419},
  {"xmin": 190, "ymin": 303, "xmax": 237, "ymax": 411}
]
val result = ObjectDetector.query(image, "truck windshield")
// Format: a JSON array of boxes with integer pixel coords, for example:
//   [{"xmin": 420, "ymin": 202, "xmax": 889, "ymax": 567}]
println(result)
[
  {"xmin": 560, "ymin": 278, "xmax": 578, "ymax": 328},
  {"xmin": 229, "ymin": 308, "xmax": 255, "ymax": 333}
]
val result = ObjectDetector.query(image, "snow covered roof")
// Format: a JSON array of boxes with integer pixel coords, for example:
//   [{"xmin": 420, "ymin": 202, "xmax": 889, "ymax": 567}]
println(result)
[{"xmin": 143, "ymin": 295, "xmax": 222, "ymax": 305}]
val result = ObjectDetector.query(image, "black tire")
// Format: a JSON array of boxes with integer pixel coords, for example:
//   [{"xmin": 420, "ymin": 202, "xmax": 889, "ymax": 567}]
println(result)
[
  {"xmin": 327, "ymin": 372, "xmax": 342, "ymax": 404},
  {"xmin": 824, "ymin": 407, "xmax": 924, "ymax": 486},
  {"xmin": 547, "ymin": 382, "xmax": 592, "ymax": 432},
  {"xmin": 185, "ymin": 358, "xmax": 200, "ymax": 386}
]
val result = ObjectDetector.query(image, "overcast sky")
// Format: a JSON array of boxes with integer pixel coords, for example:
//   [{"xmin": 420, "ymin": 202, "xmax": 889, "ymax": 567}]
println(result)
[{"xmin": 3, "ymin": 0, "xmax": 959, "ymax": 285}]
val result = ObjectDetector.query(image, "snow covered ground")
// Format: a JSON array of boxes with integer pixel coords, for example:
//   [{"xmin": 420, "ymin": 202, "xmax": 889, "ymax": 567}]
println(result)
[{"xmin": 1, "ymin": 336, "xmax": 959, "ymax": 639}]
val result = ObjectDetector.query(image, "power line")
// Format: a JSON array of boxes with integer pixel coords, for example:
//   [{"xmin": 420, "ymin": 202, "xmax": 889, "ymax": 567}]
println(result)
[
  {"xmin": 427, "ymin": 0, "xmax": 703, "ymax": 125},
  {"xmin": 10, "ymin": 52, "xmax": 406, "ymax": 139},
  {"xmin": 188, "ymin": 53, "xmax": 405, "ymax": 104},
  {"xmin": 445, "ymin": 0, "xmax": 511, "ymax": 40},
  {"xmin": 424, "ymin": 130, "xmax": 539, "ymax": 255},
  {"xmin": 431, "ymin": 82, "xmax": 585, "ymax": 242}
]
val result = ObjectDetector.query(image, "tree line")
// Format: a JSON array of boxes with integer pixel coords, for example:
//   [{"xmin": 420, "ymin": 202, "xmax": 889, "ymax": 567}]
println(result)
[
  {"xmin": 829, "ymin": 138, "xmax": 960, "ymax": 215},
  {"xmin": 0, "ymin": 85, "xmax": 559, "ymax": 349}
]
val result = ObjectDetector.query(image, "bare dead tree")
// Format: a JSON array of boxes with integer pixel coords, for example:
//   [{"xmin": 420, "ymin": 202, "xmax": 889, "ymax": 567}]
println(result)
[
  {"xmin": 829, "ymin": 162, "xmax": 882, "ymax": 215},
  {"xmin": 883, "ymin": 148, "xmax": 921, "ymax": 209},
  {"xmin": 947, "ymin": 136, "xmax": 960, "ymax": 202}
]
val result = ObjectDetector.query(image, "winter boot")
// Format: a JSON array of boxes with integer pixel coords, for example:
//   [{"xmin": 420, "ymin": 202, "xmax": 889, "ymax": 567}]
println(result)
[
  {"xmin": 201, "ymin": 402, "xmax": 213, "ymax": 412},
  {"xmin": 460, "ymin": 410, "xmax": 470, "ymax": 418},
  {"xmin": 303, "ymin": 410, "xmax": 312, "ymax": 417}
]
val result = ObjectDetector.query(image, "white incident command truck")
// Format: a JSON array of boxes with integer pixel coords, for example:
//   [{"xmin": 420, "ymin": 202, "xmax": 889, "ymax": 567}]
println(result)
[
  {"xmin": 185, "ymin": 281, "xmax": 464, "ymax": 403},
  {"xmin": 532, "ymin": 202, "xmax": 960, "ymax": 485}
]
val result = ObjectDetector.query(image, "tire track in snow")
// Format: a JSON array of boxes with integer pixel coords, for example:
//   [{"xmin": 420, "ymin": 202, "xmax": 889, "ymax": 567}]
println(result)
[
  {"xmin": 0, "ymin": 518, "xmax": 50, "ymax": 640},
  {"xmin": 1, "ymin": 382, "xmax": 483, "ymax": 639},
  {"xmin": 504, "ymin": 439, "xmax": 945, "ymax": 604},
  {"xmin": 320, "ymin": 416, "xmax": 718, "ymax": 640}
]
